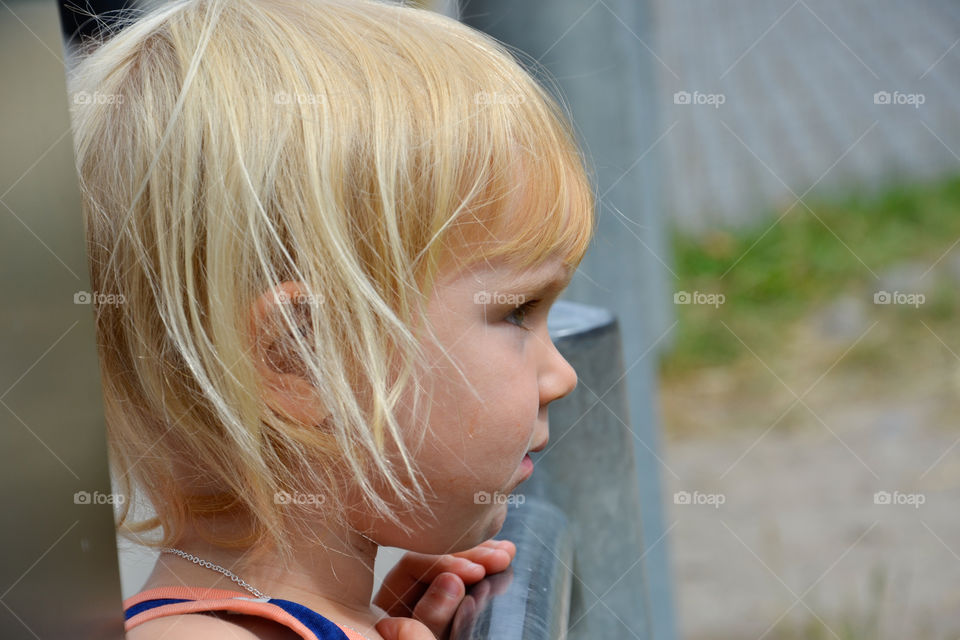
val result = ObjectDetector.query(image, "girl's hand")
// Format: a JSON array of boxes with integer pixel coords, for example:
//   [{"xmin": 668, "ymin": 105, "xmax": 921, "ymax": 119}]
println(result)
[{"xmin": 372, "ymin": 539, "xmax": 516, "ymax": 640}]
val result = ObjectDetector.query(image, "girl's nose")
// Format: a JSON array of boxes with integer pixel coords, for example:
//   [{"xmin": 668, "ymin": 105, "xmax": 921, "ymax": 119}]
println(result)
[{"xmin": 539, "ymin": 336, "xmax": 578, "ymax": 406}]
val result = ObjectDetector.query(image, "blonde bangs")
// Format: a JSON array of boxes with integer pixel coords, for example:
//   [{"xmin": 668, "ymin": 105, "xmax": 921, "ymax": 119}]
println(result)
[{"xmin": 421, "ymin": 51, "xmax": 597, "ymax": 280}]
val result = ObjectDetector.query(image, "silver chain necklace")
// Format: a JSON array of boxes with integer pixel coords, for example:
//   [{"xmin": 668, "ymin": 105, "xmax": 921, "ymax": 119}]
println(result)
[
  {"xmin": 159, "ymin": 547, "xmax": 270, "ymax": 599},
  {"xmin": 159, "ymin": 547, "xmax": 373, "ymax": 640}
]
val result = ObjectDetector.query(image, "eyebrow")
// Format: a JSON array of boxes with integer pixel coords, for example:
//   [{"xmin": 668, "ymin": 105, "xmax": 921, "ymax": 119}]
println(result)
[{"xmin": 510, "ymin": 265, "xmax": 573, "ymax": 296}]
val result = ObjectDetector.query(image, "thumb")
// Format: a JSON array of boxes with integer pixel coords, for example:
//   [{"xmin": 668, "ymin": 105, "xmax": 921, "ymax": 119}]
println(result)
[{"xmin": 375, "ymin": 615, "xmax": 436, "ymax": 640}]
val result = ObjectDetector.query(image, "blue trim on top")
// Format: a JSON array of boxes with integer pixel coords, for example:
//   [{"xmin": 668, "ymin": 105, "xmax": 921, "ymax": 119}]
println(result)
[
  {"xmin": 124, "ymin": 595, "xmax": 353, "ymax": 639},
  {"xmin": 268, "ymin": 598, "xmax": 351, "ymax": 640},
  {"xmin": 124, "ymin": 598, "xmax": 191, "ymax": 620}
]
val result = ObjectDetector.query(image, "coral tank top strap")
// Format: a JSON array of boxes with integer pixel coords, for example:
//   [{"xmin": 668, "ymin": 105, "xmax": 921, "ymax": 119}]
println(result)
[{"xmin": 124, "ymin": 586, "xmax": 371, "ymax": 640}]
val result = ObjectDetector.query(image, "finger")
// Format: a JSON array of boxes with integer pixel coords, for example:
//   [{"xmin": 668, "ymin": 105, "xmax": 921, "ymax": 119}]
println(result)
[
  {"xmin": 459, "ymin": 538, "xmax": 516, "ymax": 560},
  {"xmin": 448, "ymin": 594, "xmax": 476, "ymax": 639},
  {"xmin": 457, "ymin": 594, "xmax": 477, "ymax": 622},
  {"xmin": 468, "ymin": 579, "xmax": 492, "ymax": 608},
  {"xmin": 373, "ymin": 553, "xmax": 484, "ymax": 615},
  {"xmin": 372, "ymin": 575, "xmax": 429, "ymax": 618},
  {"xmin": 375, "ymin": 615, "xmax": 437, "ymax": 640},
  {"xmin": 450, "ymin": 540, "xmax": 515, "ymax": 575},
  {"xmin": 372, "ymin": 540, "xmax": 518, "ymax": 616},
  {"xmin": 463, "ymin": 538, "xmax": 515, "ymax": 556},
  {"xmin": 388, "ymin": 540, "xmax": 514, "ymax": 585},
  {"xmin": 411, "ymin": 572, "xmax": 465, "ymax": 639}
]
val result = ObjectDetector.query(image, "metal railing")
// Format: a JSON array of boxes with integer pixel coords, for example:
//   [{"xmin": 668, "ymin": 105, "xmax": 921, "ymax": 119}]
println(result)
[{"xmin": 450, "ymin": 497, "xmax": 573, "ymax": 639}]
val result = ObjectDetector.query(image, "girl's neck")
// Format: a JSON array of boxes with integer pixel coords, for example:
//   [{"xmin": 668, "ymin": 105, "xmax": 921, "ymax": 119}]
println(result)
[{"xmin": 140, "ymin": 523, "xmax": 383, "ymax": 630}]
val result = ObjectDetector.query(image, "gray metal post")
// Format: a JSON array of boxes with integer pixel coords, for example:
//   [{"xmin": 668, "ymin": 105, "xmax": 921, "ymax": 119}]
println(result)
[
  {"xmin": 1, "ymin": 2, "xmax": 125, "ymax": 638},
  {"xmin": 459, "ymin": 3, "xmax": 677, "ymax": 639},
  {"xmin": 532, "ymin": 300, "xmax": 655, "ymax": 639},
  {"xmin": 450, "ymin": 497, "xmax": 574, "ymax": 640}
]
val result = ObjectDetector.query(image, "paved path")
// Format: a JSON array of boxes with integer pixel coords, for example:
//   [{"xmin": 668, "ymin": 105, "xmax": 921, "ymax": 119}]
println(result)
[{"xmin": 653, "ymin": 0, "xmax": 960, "ymax": 231}]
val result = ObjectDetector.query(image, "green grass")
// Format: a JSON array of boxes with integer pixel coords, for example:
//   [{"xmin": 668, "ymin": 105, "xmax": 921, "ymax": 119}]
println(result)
[{"xmin": 661, "ymin": 174, "xmax": 960, "ymax": 376}]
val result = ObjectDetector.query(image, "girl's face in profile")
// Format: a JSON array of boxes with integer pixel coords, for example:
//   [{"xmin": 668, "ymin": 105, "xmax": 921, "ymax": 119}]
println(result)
[{"xmin": 374, "ymin": 254, "xmax": 578, "ymax": 553}]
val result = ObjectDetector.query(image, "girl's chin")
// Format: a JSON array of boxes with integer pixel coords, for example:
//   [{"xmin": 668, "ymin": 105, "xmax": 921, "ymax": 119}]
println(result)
[{"xmin": 485, "ymin": 501, "xmax": 510, "ymax": 537}]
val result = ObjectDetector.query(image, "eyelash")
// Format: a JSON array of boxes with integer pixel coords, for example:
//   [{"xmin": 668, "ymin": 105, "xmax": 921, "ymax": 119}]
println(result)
[{"xmin": 505, "ymin": 299, "xmax": 542, "ymax": 329}]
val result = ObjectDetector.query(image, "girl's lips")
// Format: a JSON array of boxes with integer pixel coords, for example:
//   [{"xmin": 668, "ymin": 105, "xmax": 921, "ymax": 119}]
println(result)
[{"xmin": 519, "ymin": 453, "xmax": 534, "ymax": 477}]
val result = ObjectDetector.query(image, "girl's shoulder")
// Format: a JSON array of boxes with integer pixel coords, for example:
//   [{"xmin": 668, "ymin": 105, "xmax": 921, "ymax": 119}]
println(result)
[{"xmin": 126, "ymin": 611, "xmax": 303, "ymax": 639}]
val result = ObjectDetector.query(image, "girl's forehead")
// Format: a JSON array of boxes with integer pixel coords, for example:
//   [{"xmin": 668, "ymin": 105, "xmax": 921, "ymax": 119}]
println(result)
[{"xmin": 440, "ymin": 255, "xmax": 571, "ymax": 291}]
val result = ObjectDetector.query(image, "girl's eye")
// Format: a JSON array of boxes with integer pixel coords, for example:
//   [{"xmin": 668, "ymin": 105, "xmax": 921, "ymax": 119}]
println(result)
[{"xmin": 505, "ymin": 299, "xmax": 541, "ymax": 329}]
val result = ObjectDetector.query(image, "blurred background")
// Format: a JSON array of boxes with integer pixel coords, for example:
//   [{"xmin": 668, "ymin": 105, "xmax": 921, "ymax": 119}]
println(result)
[
  {"xmin": 3, "ymin": 0, "xmax": 959, "ymax": 638},
  {"xmin": 654, "ymin": 1, "xmax": 960, "ymax": 639}
]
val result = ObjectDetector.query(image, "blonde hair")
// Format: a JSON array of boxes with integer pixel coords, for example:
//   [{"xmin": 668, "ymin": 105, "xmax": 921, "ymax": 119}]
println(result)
[{"xmin": 68, "ymin": 0, "xmax": 596, "ymax": 563}]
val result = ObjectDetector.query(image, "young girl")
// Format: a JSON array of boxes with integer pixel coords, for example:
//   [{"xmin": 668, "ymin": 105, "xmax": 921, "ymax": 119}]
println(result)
[{"xmin": 67, "ymin": 0, "xmax": 595, "ymax": 637}]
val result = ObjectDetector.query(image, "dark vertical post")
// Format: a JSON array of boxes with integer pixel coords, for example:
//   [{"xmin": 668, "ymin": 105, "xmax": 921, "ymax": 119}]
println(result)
[
  {"xmin": 0, "ymin": 1, "xmax": 127, "ymax": 637},
  {"xmin": 58, "ymin": 0, "xmax": 138, "ymax": 49}
]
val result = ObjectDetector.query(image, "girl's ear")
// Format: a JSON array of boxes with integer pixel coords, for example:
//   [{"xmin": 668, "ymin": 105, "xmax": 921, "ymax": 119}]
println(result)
[{"xmin": 249, "ymin": 281, "xmax": 329, "ymax": 428}]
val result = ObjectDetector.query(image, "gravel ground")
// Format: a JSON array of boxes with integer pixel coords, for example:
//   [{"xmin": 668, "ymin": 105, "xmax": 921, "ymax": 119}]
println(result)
[{"xmin": 661, "ymin": 307, "xmax": 960, "ymax": 639}]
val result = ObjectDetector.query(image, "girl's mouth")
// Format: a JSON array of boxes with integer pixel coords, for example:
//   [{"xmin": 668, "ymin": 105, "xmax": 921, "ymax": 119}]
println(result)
[{"xmin": 520, "ymin": 453, "xmax": 534, "ymax": 477}]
